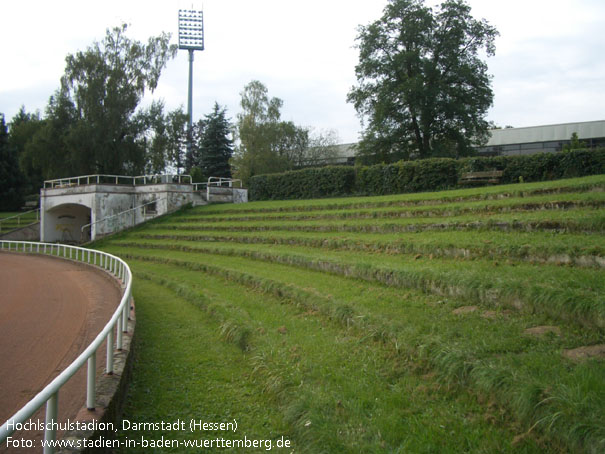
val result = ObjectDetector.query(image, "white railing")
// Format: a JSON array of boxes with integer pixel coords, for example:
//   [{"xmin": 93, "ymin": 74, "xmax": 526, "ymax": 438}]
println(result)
[
  {"xmin": 44, "ymin": 174, "xmax": 192, "ymax": 189},
  {"xmin": 80, "ymin": 198, "xmax": 168, "ymax": 242},
  {"xmin": 0, "ymin": 209, "xmax": 40, "ymax": 233},
  {"xmin": 0, "ymin": 241, "xmax": 133, "ymax": 454},
  {"xmin": 192, "ymin": 177, "xmax": 243, "ymax": 192}
]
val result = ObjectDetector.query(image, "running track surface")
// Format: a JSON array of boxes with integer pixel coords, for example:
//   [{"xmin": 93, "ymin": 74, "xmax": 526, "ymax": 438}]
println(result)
[{"xmin": 0, "ymin": 252, "xmax": 122, "ymax": 453}]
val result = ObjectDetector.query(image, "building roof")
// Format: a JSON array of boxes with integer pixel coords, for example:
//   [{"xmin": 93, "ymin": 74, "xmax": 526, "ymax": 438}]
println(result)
[{"xmin": 486, "ymin": 120, "xmax": 605, "ymax": 146}]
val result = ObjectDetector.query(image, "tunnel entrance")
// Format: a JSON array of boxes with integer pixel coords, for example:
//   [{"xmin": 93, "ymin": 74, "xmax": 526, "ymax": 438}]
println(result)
[{"xmin": 43, "ymin": 203, "xmax": 92, "ymax": 243}]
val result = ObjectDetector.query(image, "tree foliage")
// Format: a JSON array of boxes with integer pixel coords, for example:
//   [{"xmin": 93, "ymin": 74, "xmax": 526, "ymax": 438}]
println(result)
[
  {"xmin": 8, "ymin": 107, "xmax": 45, "ymax": 193},
  {"xmin": 0, "ymin": 114, "xmax": 25, "ymax": 210},
  {"xmin": 231, "ymin": 80, "xmax": 309, "ymax": 184},
  {"xmin": 58, "ymin": 24, "xmax": 177, "ymax": 174},
  {"xmin": 194, "ymin": 102, "xmax": 234, "ymax": 180},
  {"xmin": 143, "ymin": 102, "xmax": 188, "ymax": 174},
  {"xmin": 6, "ymin": 25, "xmax": 178, "ymax": 191},
  {"xmin": 348, "ymin": 0, "xmax": 498, "ymax": 163},
  {"xmin": 563, "ymin": 132, "xmax": 586, "ymax": 152}
]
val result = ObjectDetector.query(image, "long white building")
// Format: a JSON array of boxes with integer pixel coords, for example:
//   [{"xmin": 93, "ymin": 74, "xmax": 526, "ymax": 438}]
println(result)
[
  {"xmin": 327, "ymin": 120, "xmax": 605, "ymax": 164},
  {"xmin": 477, "ymin": 120, "xmax": 605, "ymax": 156}
]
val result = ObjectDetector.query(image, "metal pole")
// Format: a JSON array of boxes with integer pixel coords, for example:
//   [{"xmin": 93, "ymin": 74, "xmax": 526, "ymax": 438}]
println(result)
[
  {"xmin": 186, "ymin": 48, "xmax": 194, "ymax": 174},
  {"xmin": 106, "ymin": 330, "xmax": 114, "ymax": 374},
  {"xmin": 43, "ymin": 393, "xmax": 58, "ymax": 454},
  {"xmin": 87, "ymin": 353, "xmax": 96, "ymax": 410}
]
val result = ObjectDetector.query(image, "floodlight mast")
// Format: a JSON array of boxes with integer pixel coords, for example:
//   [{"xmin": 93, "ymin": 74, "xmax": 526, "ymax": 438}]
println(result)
[{"xmin": 178, "ymin": 9, "xmax": 204, "ymax": 173}]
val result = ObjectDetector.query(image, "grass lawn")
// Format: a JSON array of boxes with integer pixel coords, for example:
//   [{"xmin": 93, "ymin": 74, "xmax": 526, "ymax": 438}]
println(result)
[
  {"xmin": 0, "ymin": 210, "xmax": 39, "ymax": 234},
  {"xmin": 93, "ymin": 175, "xmax": 605, "ymax": 453}
]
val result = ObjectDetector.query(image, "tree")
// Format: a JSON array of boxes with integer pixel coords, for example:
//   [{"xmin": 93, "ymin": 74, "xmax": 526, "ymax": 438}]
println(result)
[
  {"xmin": 59, "ymin": 24, "xmax": 177, "ymax": 175},
  {"xmin": 196, "ymin": 102, "xmax": 234, "ymax": 179},
  {"xmin": 347, "ymin": 0, "xmax": 498, "ymax": 163},
  {"xmin": 231, "ymin": 80, "xmax": 309, "ymax": 184},
  {"xmin": 143, "ymin": 100, "xmax": 170, "ymax": 174},
  {"xmin": 15, "ymin": 91, "xmax": 79, "ymax": 182},
  {"xmin": 8, "ymin": 107, "xmax": 45, "ymax": 193},
  {"xmin": 563, "ymin": 132, "xmax": 586, "ymax": 151},
  {"xmin": 0, "ymin": 114, "xmax": 25, "ymax": 210},
  {"xmin": 164, "ymin": 108, "xmax": 188, "ymax": 174},
  {"xmin": 298, "ymin": 128, "xmax": 341, "ymax": 167}
]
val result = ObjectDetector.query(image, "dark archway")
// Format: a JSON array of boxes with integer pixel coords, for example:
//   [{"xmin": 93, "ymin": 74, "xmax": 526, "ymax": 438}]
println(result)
[{"xmin": 43, "ymin": 203, "xmax": 91, "ymax": 243}]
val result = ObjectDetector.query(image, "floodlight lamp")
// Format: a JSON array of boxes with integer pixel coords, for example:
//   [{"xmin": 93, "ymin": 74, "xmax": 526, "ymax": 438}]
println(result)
[{"xmin": 178, "ymin": 9, "xmax": 204, "ymax": 51}]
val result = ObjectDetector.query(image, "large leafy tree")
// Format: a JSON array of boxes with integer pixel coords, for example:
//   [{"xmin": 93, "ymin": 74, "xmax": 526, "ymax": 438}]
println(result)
[
  {"xmin": 59, "ymin": 24, "xmax": 177, "ymax": 174},
  {"xmin": 347, "ymin": 0, "xmax": 498, "ymax": 162},
  {"xmin": 231, "ymin": 80, "xmax": 309, "ymax": 184}
]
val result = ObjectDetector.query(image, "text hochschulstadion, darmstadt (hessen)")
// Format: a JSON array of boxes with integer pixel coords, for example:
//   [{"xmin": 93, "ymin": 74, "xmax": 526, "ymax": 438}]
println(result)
[{"xmin": 4, "ymin": 418, "xmax": 293, "ymax": 451}]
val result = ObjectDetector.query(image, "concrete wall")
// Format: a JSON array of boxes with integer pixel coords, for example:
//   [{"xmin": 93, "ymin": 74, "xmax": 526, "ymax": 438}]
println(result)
[
  {"xmin": 0, "ymin": 222, "xmax": 40, "ymax": 241},
  {"xmin": 40, "ymin": 183, "xmax": 213, "ymax": 242},
  {"xmin": 207, "ymin": 187, "xmax": 249, "ymax": 203},
  {"xmin": 41, "ymin": 186, "xmax": 134, "ymax": 242}
]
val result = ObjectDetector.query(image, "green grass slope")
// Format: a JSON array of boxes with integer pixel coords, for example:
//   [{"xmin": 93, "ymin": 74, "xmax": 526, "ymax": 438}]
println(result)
[
  {"xmin": 95, "ymin": 175, "xmax": 605, "ymax": 453},
  {"xmin": 0, "ymin": 211, "xmax": 38, "ymax": 234}
]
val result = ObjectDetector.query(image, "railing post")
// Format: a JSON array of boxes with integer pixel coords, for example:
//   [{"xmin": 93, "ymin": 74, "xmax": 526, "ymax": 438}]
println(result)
[
  {"xmin": 43, "ymin": 392, "xmax": 58, "ymax": 454},
  {"xmin": 122, "ymin": 300, "xmax": 129, "ymax": 332},
  {"xmin": 117, "ymin": 316, "xmax": 123, "ymax": 350},
  {"xmin": 87, "ymin": 352, "xmax": 96, "ymax": 410},
  {"xmin": 106, "ymin": 330, "xmax": 114, "ymax": 374}
]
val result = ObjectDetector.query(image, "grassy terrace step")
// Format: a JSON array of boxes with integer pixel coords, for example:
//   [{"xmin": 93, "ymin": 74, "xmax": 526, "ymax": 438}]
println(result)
[
  {"xmin": 107, "ymin": 239, "xmax": 605, "ymax": 331},
  {"xmin": 150, "ymin": 207, "xmax": 605, "ymax": 234},
  {"xmin": 131, "ymin": 229, "xmax": 605, "ymax": 267},
  {"xmin": 170, "ymin": 192, "xmax": 605, "ymax": 223},
  {"xmin": 196, "ymin": 175, "xmax": 605, "ymax": 215},
  {"xmin": 114, "ymin": 260, "xmax": 553, "ymax": 453},
  {"xmin": 95, "ymin": 175, "xmax": 605, "ymax": 453},
  {"xmin": 0, "ymin": 211, "xmax": 39, "ymax": 233},
  {"xmin": 101, "ymin": 246, "xmax": 604, "ymax": 453}
]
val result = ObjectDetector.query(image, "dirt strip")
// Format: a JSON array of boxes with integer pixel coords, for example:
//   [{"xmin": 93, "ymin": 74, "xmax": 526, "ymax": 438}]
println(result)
[{"xmin": 0, "ymin": 252, "xmax": 122, "ymax": 453}]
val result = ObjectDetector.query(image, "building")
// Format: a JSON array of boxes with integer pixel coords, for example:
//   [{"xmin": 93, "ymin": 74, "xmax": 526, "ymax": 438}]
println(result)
[
  {"xmin": 321, "ymin": 120, "xmax": 605, "ymax": 165},
  {"xmin": 477, "ymin": 120, "xmax": 605, "ymax": 156}
]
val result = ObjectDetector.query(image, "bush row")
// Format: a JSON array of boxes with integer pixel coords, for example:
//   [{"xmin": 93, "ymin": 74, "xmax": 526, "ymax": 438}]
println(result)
[{"xmin": 249, "ymin": 148, "xmax": 605, "ymax": 200}]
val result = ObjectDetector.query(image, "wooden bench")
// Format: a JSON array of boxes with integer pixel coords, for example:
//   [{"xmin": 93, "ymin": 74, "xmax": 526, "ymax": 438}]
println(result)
[{"xmin": 459, "ymin": 170, "xmax": 503, "ymax": 186}]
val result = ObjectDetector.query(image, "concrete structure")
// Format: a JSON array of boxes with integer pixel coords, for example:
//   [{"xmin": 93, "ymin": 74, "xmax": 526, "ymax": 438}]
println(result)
[{"xmin": 40, "ymin": 175, "xmax": 247, "ymax": 243}]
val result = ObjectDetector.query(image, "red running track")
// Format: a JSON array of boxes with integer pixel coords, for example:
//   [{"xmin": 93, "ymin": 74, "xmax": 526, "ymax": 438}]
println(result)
[{"xmin": 0, "ymin": 252, "xmax": 121, "ymax": 453}]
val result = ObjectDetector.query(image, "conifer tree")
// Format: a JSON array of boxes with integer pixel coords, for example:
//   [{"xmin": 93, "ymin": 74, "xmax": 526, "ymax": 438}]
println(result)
[{"xmin": 198, "ymin": 103, "xmax": 233, "ymax": 179}]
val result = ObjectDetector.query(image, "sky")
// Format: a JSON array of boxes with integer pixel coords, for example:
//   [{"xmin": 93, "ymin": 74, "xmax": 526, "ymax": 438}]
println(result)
[{"xmin": 1, "ymin": 0, "xmax": 604, "ymax": 144}]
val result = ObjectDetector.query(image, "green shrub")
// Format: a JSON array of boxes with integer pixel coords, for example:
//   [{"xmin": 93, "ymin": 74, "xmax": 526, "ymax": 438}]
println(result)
[
  {"xmin": 248, "ymin": 148, "xmax": 605, "ymax": 201},
  {"xmin": 249, "ymin": 166, "xmax": 355, "ymax": 200}
]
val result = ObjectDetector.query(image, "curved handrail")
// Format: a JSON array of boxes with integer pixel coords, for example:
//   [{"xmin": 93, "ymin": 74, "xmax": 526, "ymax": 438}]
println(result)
[
  {"xmin": 0, "ymin": 241, "xmax": 133, "ymax": 453},
  {"xmin": 80, "ymin": 197, "xmax": 168, "ymax": 242}
]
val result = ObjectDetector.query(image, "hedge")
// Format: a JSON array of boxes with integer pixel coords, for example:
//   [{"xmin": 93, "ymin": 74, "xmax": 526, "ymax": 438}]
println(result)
[{"xmin": 248, "ymin": 148, "xmax": 605, "ymax": 201}]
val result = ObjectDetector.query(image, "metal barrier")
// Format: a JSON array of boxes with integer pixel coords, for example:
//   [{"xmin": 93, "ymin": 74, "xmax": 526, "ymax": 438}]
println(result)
[
  {"xmin": 0, "ymin": 209, "xmax": 40, "ymax": 234},
  {"xmin": 192, "ymin": 177, "xmax": 243, "ymax": 192},
  {"xmin": 0, "ymin": 241, "xmax": 133, "ymax": 454},
  {"xmin": 44, "ymin": 174, "xmax": 192, "ymax": 189}
]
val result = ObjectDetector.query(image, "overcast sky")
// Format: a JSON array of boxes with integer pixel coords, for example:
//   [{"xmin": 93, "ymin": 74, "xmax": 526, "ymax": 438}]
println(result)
[{"xmin": 1, "ymin": 0, "xmax": 604, "ymax": 143}]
